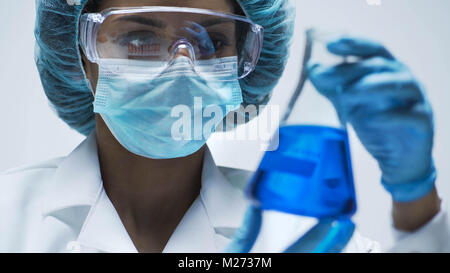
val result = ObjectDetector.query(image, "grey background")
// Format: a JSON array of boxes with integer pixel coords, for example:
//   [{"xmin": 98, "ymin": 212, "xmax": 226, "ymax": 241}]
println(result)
[{"xmin": 1, "ymin": 0, "xmax": 449, "ymax": 248}]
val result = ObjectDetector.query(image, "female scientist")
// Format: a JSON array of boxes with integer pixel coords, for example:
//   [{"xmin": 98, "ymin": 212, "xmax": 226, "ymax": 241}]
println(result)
[{"xmin": 0, "ymin": 0, "xmax": 448, "ymax": 253}]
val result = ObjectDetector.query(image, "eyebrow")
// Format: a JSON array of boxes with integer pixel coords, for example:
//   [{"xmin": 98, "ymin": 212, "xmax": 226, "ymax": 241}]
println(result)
[
  {"xmin": 113, "ymin": 15, "xmax": 235, "ymax": 29},
  {"xmin": 114, "ymin": 15, "xmax": 167, "ymax": 28}
]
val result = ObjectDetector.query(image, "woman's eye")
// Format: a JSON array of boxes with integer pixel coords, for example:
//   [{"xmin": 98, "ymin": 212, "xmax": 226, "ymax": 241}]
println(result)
[
  {"xmin": 212, "ymin": 39, "xmax": 225, "ymax": 50},
  {"xmin": 208, "ymin": 33, "xmax": 232, "ymax": 51},
  {"xmin": 116, "ymin": 31, "xmax": 162, "ymax": 57},
  {"xmin": 116, "ymin": 31, "xmax": 158, "ymax": 46}
]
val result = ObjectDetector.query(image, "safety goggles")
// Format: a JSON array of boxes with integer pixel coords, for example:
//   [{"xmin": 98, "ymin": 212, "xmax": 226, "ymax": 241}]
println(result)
[{"xmin": 79, "ymin": 6, "xmax": 264, "ymax": 80}]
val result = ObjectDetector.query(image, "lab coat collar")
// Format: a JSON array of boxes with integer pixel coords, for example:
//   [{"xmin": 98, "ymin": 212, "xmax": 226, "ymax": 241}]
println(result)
[
  {"xmin": 200, "ymin": 150, "xmax": 249, "ymax": 229},
  {"xmin": 40, "ymin": 132, "xmax": 250, "ymax": 252},
  {"xmin": 41, "ymin": 132, "xmax": 102, "ymax": 216},
  {"xmin": 41, "ymin": 132, "xmax": 138, "ymax": 252},
  {"xmin": 76, "ymin": 187, "xmax": 138, "ymax": 252},
  {"xmin": 162, "ymin": 148, "xmax": 250, "ymax": 253}
]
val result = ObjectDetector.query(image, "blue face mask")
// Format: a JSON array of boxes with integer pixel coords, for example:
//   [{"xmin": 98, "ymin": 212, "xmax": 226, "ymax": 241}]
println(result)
[{"xmin": 93, "ymin": 56, "xmax": 243, "ymax": 159}]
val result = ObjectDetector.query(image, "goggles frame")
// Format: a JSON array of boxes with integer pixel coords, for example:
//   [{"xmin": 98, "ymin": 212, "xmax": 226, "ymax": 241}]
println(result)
[{"xmin": 79, "ymin": 6, "xmax": 264, "ymax": 79}]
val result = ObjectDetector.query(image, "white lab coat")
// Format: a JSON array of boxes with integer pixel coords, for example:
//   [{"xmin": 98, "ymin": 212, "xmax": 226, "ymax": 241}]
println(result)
[{"xmin": 0, "ymin": 133, "xmax": 449, "ymax": 253}]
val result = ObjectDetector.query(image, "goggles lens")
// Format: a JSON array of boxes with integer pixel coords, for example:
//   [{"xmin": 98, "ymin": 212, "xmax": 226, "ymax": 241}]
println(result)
[{"xmin": 80, "ymin": 7, "xmax": 263, "ymax": 80}]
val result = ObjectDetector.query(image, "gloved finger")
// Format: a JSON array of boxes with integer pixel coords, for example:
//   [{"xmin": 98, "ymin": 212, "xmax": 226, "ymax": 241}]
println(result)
[
  {"xmin": 183, "ymin": 26, "xmax": 201, "ymax": 38},
  {"xmin": 353, "ymin": 104, "xmax": 434, "ymax": 148},
  {"xmin": 224, "ymin": 205, "xmax": 262, "ymax": 253},
  {"xmin": 340, "ymin": 71, "xmax": 425, "ymax": 117},
  {"xmin": 184, "ymin": 21, "xmax": 199, "ymax": 32},
  {"xmin": 184, "ymin": 21, "xmax": 208, "ymax": 35},
  {"xmin": 314, "ymin": 219, "xmax": 355, "ymax": 253},
  {"xmin": 308, "ymin": 57, "xmax": 403, "ymax": 94},
  {"xmin": 183, "ymin": 26, "xmax": 215, "ymax": 55},
  {"xmin": 283, "ymin": 220, "xmax": 334, "ymax": 253},
  {"xmin": 351, "ymin": 106, "xmax": 434, "ymax": 183},
  {"xmin": 190, "ymin": 21, "xmax": 206, "ymax": 32},
  {"xmin": 327, "ymin": 36, "xmax": 395, "ymax": 60}
]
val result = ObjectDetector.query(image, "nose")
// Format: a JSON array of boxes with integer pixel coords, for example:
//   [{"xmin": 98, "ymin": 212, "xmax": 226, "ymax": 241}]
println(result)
[
  {"xmin": 173, "ymin": 45, "xmax": 191, "ymax": 58},
  {"xmin": 169, "ymin": 39, "xmax": 196, "ymax": 61}
]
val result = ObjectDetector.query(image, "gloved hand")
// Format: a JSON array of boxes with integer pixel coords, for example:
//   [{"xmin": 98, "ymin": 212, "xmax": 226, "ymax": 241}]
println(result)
[
  {"xmin": 225, "ymin": 205, "xmax": 355, "ymax": 253},
  {"xmin": 184, "ymin": 21, "xmax": 216, "ymax": 57},
  {"xmin": 307, "ymin": 36, "xmax": 436, "ymax": 202},
  {"xmin": 224, "ymin": 205, "xmax": 262, "ymax": 253}
]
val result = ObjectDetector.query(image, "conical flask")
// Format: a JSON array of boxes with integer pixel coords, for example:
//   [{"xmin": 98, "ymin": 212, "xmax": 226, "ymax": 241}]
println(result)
[{"xmin": 245, "ymin": 29, "xmax": 357, "ymax": 252}]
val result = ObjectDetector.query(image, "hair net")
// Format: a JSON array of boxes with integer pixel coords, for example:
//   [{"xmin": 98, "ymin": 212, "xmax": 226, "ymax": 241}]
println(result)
[{"xmin": 34, "ymin": 0, "xmax": 295, "ymax": 136}]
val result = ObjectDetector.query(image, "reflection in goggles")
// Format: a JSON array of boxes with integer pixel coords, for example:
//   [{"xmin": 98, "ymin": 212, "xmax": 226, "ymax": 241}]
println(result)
[
  {"xmin": 184, "ymin": 21, "xmax": 216, "ymax": 57},
  {"xmin": 128, "ymin": 43, "xmax": 161, "ymax": 57},
  {"xmin": 105, "ymin": 16, "xmax": 235, "ymax": 60},
  {"xmin": 82, "ymin": 8, "xmax": 264, "ymax": 79}
]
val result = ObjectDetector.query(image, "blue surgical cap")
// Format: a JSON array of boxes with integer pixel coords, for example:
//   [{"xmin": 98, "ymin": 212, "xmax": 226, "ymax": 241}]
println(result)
[{"xmin": 34, "ymin": 0, "xmax": 295, "ymax": 136}]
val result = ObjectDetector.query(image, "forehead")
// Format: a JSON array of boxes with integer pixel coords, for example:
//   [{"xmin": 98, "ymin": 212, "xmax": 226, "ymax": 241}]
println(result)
[{"xmin": 98, "ymin": 0, "xmax": 235, "ymax": 13}]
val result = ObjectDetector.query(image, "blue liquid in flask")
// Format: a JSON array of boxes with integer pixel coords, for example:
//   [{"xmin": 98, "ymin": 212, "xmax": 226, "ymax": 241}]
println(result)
[{"xmin": 247, "ymin": 125, "xmax": 356, "ymax": 219}]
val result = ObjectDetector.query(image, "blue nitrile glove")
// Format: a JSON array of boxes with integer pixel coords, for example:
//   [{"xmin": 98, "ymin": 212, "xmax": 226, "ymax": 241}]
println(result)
[
  {"xmin": 225, "ymin": 205, "xmax": 355, "ymax": 253},
  {"xmin": 225, "ymin": 205, "xmax": 262, "ymax": 253},
  {"xmin": 184, "ymin": 21, "xmax": 216, "ymax": 57},
  {"xmin": 308, "ymin": 36, "xmax": 436, "ymax": 202}
]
